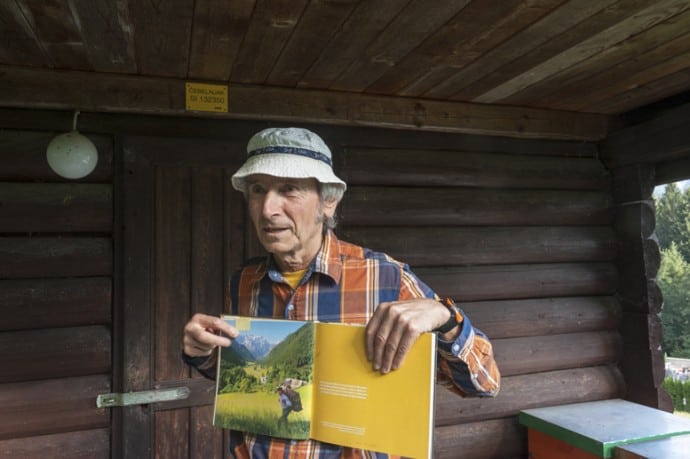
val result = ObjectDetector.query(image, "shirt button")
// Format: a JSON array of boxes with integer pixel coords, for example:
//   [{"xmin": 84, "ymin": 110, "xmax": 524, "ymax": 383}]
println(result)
[
  {"xmin": 287, "ymin": 304, "xmax": 295, "ymax": 311},
  {"xmin": 452, "ymin": 344, "xmax": 460, "ymax": 353}
]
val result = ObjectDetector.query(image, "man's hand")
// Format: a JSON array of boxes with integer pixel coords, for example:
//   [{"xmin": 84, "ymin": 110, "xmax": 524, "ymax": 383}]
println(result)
[
  {"xmin": 182, "ymin": 313, "xmax": 239, "ymax": 357},
  {"xmin": 365, "ymin": 299, "xmax": 455, "ymax": 374}
]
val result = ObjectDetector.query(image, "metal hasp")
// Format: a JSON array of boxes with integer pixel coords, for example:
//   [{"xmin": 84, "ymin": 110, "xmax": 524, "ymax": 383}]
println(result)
[{"xmin": 96, "ymin": 387, "xmax": 190, "ymax": 408}]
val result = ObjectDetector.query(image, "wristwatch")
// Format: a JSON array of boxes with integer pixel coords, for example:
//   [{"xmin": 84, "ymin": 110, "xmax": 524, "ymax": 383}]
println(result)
[{"xmin": 436, "ymin": 298, "xmax": 463, "ymax": 334}]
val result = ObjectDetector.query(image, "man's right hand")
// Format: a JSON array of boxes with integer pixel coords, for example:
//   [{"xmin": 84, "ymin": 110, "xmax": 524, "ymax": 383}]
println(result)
[{"xmin": 182, "ymin": 313, "xmax": 239, "ymax": 357}]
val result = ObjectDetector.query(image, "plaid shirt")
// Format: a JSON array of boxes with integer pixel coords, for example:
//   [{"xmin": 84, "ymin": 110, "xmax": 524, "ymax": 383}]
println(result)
[{"xmin": 219, "ymin": 230, "xmax": 500, "ymax": 459}]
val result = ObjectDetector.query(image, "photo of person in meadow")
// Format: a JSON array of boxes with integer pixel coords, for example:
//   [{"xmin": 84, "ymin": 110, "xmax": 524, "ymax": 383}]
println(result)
[{"xmin": 277, "ymin": 386, "xmax": 293, "ymax": 429}]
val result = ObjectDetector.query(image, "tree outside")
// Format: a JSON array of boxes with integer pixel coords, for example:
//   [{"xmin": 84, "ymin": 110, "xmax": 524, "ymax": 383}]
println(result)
[{"xmin": 655, "ymin": 182, "xmax": 690, "ymax": 413}]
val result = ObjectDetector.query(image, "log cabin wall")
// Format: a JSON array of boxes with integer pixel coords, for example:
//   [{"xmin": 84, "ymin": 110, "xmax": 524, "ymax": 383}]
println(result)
[
  {"xmin": 0, "ymin": 126, "xmax": 114, "ymax": 456},
  {"xmin": 0, "ymin": 109, "xmax": 628, "ymax": 459}
]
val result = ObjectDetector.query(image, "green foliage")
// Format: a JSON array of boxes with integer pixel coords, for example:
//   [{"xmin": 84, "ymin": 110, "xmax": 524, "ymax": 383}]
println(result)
[
  {"xmin": 656, "ymin": 184, "xmax": 690, "ymax": 357},
  {"xmin": 663, "ymin": 377, "xmax": 690, "ymax": 412},
  {"xmin": 658, "ymin": 244, "xmax": 690, "ymax": 357},
  {"xmin": 262, "ymin": 323, "xmax": 314, "ymax": 386}
]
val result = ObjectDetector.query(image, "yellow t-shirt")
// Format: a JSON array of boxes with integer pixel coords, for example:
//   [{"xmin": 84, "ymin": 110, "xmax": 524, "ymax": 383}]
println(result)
[{"xmin": 282, "ymin": 269, "xmax": 307, "ymax": 289}]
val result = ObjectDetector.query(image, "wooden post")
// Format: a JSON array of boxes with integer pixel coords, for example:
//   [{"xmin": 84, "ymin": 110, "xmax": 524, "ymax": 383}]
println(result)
[{"xmin": 612, "ymin": 164, "xmax": 671, "ymax": 411}]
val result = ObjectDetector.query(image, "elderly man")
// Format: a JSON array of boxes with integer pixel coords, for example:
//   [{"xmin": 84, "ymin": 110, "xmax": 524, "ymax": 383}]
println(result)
[{"xmin": 182, "ymin": 127, "xmax": 500, "ymax": 458}]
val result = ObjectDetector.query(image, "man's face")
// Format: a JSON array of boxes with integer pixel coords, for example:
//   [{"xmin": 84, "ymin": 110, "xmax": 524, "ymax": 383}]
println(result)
[{"xmin": 246, "ymin": 174, "xmax": 337, "ymax": 271}]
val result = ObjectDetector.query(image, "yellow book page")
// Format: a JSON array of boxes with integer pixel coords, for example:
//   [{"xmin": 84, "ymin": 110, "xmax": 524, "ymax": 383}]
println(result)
[{"xmin": 311, "ymin": 322, "xmax": 435, "ymax": 458}]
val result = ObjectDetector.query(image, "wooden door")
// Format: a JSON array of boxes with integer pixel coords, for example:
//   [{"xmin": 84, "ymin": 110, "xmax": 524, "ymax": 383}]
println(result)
[{"xmin": 117, "ymin": 136, "xmax": 254, "ymax": 458}]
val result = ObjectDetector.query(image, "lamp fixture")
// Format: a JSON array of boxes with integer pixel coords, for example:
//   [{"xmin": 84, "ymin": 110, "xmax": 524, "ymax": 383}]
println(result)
[{"xmin": 46, "ymin": 110, "xmax": 98, "ymax": 179}]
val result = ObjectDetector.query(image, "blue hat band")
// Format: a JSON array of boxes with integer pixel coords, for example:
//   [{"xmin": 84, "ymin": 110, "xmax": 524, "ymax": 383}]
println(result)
[{"xmin": 248, "ymin": 146, "xmax": 332, "ymax": 167}]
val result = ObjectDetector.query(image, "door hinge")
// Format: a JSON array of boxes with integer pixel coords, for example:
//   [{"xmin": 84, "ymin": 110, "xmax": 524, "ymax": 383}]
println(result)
[{"xmin": 96, "ymin": 386, "xmax": 190, "ymax": 408}]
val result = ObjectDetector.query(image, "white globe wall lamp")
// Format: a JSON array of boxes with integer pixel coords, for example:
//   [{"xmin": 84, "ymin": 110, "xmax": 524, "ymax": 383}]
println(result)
[{"xmin": 46, "ymin": 110, "xmax": 98, "ymax": 179}]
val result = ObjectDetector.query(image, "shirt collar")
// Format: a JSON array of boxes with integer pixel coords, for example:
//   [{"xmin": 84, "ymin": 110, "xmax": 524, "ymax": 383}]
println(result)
[{"xmin": 264, "ymin": 230, "xmax": 343, "ymax": 284}]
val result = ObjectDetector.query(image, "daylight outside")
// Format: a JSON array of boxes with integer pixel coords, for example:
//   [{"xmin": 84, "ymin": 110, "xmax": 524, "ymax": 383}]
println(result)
[{"xmin": 655, "ymin": 180, "xmax": 690, "ymax": 417}]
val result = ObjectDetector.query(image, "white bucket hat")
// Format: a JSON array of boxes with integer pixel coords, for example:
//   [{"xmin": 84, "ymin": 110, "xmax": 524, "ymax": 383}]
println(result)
[{"xmin": 231, "ymin": 127, "xmax": 346, "ymax": 193}]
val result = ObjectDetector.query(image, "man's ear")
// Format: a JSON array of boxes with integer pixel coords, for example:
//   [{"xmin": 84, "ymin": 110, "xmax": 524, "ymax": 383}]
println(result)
[{"xmin": 322, "ymin": 198, "xmax": 339, "ymax": 218}]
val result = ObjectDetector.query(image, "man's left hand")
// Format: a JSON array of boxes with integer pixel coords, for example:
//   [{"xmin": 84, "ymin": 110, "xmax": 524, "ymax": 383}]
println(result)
[{"xmin": 365, "ymin": 299, "xmax": 456, "ymax": 374}]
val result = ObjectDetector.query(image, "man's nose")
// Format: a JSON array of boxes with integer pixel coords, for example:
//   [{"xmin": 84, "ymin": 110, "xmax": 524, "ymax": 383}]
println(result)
[{"xmin": 261, "ymin": 190, "xmax": 282, "ymax": 216}]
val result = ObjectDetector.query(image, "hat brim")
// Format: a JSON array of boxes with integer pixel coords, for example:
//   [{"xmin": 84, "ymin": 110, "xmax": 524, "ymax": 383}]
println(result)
[{"xmin": 231, "ymin": 153, "xmax": 346, "ymax": 192}]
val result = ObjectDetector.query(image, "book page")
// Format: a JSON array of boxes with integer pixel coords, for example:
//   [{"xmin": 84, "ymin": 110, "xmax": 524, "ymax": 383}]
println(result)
[
  {"xmin": 213, "ymin": 317, "xmax": 315, "ymax": 440},
  {"xmin": 311, "ymin": 322, "xmax": 436, "ymax": 459}
]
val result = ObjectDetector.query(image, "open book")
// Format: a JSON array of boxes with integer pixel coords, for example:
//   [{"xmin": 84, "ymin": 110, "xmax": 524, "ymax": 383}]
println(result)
[{"xmin": 212, "ymin": 316, "xmax": 437, "ymax": 459}]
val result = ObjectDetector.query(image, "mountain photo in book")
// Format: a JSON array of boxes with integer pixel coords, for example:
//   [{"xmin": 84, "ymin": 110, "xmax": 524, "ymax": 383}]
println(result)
[
  {"xmin": 214, "ymin": 318, "xmax": 315, "ymax": 439},
  {"xmin": 213, "ymin": 316, "xmax": 437, "ymax": 459}
]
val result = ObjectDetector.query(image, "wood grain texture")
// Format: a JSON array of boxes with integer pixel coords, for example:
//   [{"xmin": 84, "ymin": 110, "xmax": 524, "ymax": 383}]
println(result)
[{"xmin": 0, "ymin": 428, "xmax": 109, "ymax": 459}]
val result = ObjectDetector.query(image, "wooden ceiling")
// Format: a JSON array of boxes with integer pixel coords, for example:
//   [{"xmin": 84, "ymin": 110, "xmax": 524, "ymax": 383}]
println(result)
[{"xmin": 2, "ymin": 0, "xmax": 690, "ymax": 139}]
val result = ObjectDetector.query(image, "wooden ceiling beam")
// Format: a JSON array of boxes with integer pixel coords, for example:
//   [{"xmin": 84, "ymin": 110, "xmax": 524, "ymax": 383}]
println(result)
[{"xmin": 0, "ymin": 65, "xmax": 611, "ymax": 141}]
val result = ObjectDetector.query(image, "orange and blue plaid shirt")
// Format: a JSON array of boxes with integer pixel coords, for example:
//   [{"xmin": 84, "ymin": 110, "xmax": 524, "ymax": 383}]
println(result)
[{"xmin": 221, "ymin": 230, "xmax": 499, "ymax": 459}]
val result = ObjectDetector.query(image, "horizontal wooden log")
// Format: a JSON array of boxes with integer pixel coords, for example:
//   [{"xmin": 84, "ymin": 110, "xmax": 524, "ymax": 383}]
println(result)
[
  {"xmin": 434, "ymin": 417, "xmax": 525, "ymax": 459},
  {"xmin": 435, "ymin": 365, "xmax": 625, "ymax": 426},
  {"xmin": 339, "ymin": 148, "xmax": 610, "ymax": 189},
  {"xmin": 416, "ymin": 262, "xmax": 618, "ymax": 301},
  {"xmin": 616, "ymin": 237, "xmax": 661, "ymax": 287},
  {"xmin": 462, "ymin": 296, "xmax": 620, "ymax": 339},
  {"xmin": 0, "ymin": 428, "xmax": 109, "ymax": 458},
  {"xmin": 0, "ymin": 375, "xmax": 110, "ymax": 440},
  {"xmin": 493, "ymin": 331, "xmax": 622, "ymax": 377},
  {"xmin": 601, "ymin": 102, "xmax": 690, "ymax": 168},
  {"xmin": 0, "ymin": 66, "xmax": 612, "ymax": 141},
  {"xmin": 339, "ymin": 187, "xmax": 613, "ymax": 226},
  {"xmin": 340, "ymin": 226, "xmax": 616, "ymax": 267},
  {"xmin": 0, "ymin": 237, "xmax": 112, "ymax": 279},
  {"xmin": 0, "ymin": 129, "xmax": 113, "ymax": 181},
  {"xmin": 0, "ymin": 326, "xmax": 111, "ymax": 383},
  {"xmin": 0, "ymin": 277, "xmax": 111, "ymax": 331},
  {"xmin": 656, "ymin": 156, "xmax": 690, "ymax": 186},
  {"xmin": 0, "ymin": 183, "xmax": 112, "ymax": 233}
]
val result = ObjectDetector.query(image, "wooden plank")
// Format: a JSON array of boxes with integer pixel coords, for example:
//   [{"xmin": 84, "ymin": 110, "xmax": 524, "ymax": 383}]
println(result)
[
  {"xmin": 0, "ymin": 326, "xmax": 111, "ymax": 383},
  {"xmin": 586, "ymin": 66, "xmax": 690, "ymax": 115},
  {"xmin": 0, "ymin": 237, "xmax": 112, "ymax": 279},
  {"xmin": 461, "ymin": 296, "xmax": 620, "ymax": 339},
  {"xmin": 0, "ymin": 66, "xmax": 612, "ymax": 141},
  {"xmin": 0, "ymin": 428, "xmax": 110, "ymax": 459},
  {"xmin": 339, "ymin": 188, "xmax": 612, "ymax": 226},
  {"xmin": 0, "ymin": 183, "xmax": 112, "ymax": 232},
  {"xmin": 474, "ymin": 0, "xmax": 690, "ymax": 103},
  {"xmin": 230, "ymin": 0, "xmax": 310, "ymax": 83},
  {"xmin": 493, "ymin": 331, "xmax": 622, "ymax": 377},
  {"xmin": 0, "ymin": 375, "xmax": 110, "ymax": 440},
  {"xmin": 69, "ymin": 0, "xmax": 136, "ymax": 73},
  {"xmin": 298, "ymin": 0, "xmax": 410, "ymax": 89},
  {"xmin": 153, "ymin": 378, "xmax": 216, "ymax": 411},
  {"xmin": 0, "ymin": 129, "xmax": 113, "ymax": 181},
  {"xmin": 338, "ymin": 148, "xmax": 610, "ymax": 189},
  {"xmin": 367, "ymin": 0, "xmax": 529, "ymax": 96},
  {"xmin": 434, "ymin": 417, "xmax": 525, "ymax": 459},
  {"xmin": 504, "ymin": 8, "xmax": 690, "ymax": 107},
  {"xmin": 119, "ymin": 143, "xmax": 154, "ymax": 457},
  {"xmin": 330, "ymin": 0, "xmax": 472, "ymax": 92},
  {"xmin": 452, "ymin": 0, "xmax": 623, "ymax": 101},
  {"xmin": 155, "ymin": 411, "xmax": 188, "ymax": 459},
  {"xmin": 416, "ymin": 262, "xmax": 618, "ymax": 301},
  {"xmin": 420, "ymin": 0, "xmax": 569, "ymax": 99},
  {"xmin": 15, "ymin": 0, "xmax": 91, "ymax": 70},
  {"xmin": 187, "ymin": 0, "xmax": 255, "ymax": 81},
  {"xmin": 656, "ymin": 156, "xmax": 690, "ymax": 185},
  {"xmin": 155, "ymin": 166, "xmax": 191, "ymax": 383},
  {"xmin": 266, "ymin": 0, "xmax": 360, "ymax": 87},
  {"xmin": 435, "ymin": 366, "xmax": 624, "ymax": 426},
  {"xmin": 549, "ymin": 30, "xmax": 690, "ymax": 111},
  {"xmin": 129, "ymin": 0, "xmax": 194, "ymax": 77},
  {"xmin": 191, "ymin": 405, "xmax": 223, "ymax": 458},
  {"xmin": 0, "ymin": 1, "xmax": 46, "ymax": 66},
  {"xmin": 340, "ymin": 226, "xmax": 617, "ymax": 266},
  {"xmin": 0, "ymin": 277, "xmax": 111, "ymax": 331}
]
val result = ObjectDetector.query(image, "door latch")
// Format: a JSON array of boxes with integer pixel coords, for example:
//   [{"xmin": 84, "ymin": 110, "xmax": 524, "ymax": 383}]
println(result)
[{"xmin": 96, "ymin": 386, "xmax": 190, "ymax": 408}]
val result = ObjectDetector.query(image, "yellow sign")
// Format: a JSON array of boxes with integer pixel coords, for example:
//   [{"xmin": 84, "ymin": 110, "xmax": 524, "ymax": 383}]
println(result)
[{"xmin": 185, "ymin": 82, "xmax": 228, "ymax": 113}]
